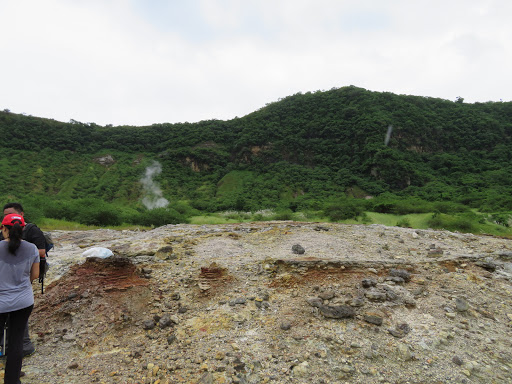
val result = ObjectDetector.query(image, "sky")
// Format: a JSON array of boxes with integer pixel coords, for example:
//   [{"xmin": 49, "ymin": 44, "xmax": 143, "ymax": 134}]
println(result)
[{"xmin": 1, "ymin": 0, "xmax": 511, "ymax": 127}]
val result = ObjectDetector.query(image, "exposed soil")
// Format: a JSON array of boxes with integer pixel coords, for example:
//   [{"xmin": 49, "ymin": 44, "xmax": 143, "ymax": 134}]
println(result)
[{"xmin": 3, "ymin": 222, "xmax": 512, "ymax": 383}]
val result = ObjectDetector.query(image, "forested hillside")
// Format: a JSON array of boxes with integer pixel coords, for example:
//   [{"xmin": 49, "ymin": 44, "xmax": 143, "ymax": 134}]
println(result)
[{"xmin": 1, "ymin": 86, "xmax": 511, "ymax": 229}]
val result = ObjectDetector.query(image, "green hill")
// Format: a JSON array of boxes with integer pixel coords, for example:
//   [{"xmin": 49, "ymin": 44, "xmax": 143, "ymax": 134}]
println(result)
[{"xmin": 1, "ymin": 86, "xmax": 511, "ymax": 230}]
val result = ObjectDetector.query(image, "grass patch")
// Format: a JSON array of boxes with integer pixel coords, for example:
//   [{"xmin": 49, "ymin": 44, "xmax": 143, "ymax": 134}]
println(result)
[
  {"xmin": 38, "ymin": 218, "xmax": 150, "ymax": 231},
  {"xmin": 39, "ymin": 211, "xmax": 512, "ymax": 238}
]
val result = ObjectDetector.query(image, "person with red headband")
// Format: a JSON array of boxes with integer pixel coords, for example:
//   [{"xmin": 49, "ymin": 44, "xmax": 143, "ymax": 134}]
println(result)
[
  {"xmin": 0, "ymin": 213, "xmax": 39, "ymax": 384},
  {"xmin": 2, "ymin": 202, "xmax": 46, "ymax": 358}
]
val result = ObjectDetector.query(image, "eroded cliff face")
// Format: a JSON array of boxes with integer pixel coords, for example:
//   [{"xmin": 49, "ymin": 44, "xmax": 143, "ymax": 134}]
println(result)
[{"xmin": 9, "ymin": 222, "xmax": 512, "ymax": 383}]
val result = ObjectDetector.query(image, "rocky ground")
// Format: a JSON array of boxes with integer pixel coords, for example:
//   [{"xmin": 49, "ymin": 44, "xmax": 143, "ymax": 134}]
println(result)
[{"xmin": 2, "ymin": 221, "xmax": 512, "ymax": 384}]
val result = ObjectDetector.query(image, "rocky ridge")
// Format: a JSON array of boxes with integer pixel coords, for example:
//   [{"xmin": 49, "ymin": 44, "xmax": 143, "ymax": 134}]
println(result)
[{"xmin": 3, "ymin": 221, "xmax": 512, "ymax": 383}]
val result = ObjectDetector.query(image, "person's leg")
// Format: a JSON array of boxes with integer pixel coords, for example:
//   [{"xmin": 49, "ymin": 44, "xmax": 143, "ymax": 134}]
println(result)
[
  {"xmin": 0, "ymin": 313, "xmax": 7, "ymax": 356},
  {"xmin": 4, "ymin": 305, "xmax": 33, "ymax": 384},
  {"xmin": 22, "ymin": 320, "xmax": 35, "ymax": 357}
]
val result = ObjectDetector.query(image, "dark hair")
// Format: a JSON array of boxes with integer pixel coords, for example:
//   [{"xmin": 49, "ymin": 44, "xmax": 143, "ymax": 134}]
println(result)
[
  {"xmin": 4, "ymin": 223, "xmax": 23, "ymax": 254},
  {"xmin": 3, "ymin": 202, "xmax": 24, "ymax": 213}
]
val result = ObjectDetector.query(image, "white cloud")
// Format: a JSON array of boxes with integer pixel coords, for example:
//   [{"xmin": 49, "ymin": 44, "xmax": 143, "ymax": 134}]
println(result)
[{"xmin": 0, "ymin": 0, "xmax": 511, "ymax": 126}]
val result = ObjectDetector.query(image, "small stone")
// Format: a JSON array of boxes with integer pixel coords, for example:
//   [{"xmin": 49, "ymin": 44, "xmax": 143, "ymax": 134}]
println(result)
[
  {"xmin": 280, "ymin": 321, "xmax": 292, "ymax": 330},
  {"xmin": 397, "ymin": 344, "xmax": 413, "ymax": 361},
  {"xmin": 365, "ymin": 291, "xmax": 387, "ymax": 302},
  {"xmin": 171, "ymin": 293, "xmax": 180, "ymax": 300},
  {"xmin": 233, "ymin": 357, "xmax": 246, "ymax": 373},
  {"xmin": 167, "ymin": 335, "xmax": 177, "ymax": 344},
  {"xmin": 455, "ymin": 298, "xmax": 470, "ymax": 312},
  {"xmin": 383, "ymin": 287, "xmax": 399, "ymax": 301},
  {"xmin": 349, "ymin": 297, "xmax": 365, "ymax": 307},
  {"xmin": 385, "ymin": 276, "xmax": 405, "ymax": 284},
  {"xmin": 364, "ymin": 314, "xmax": 383, "ymax": 326},
  {"xmin": 319, "ymin": 291, "xmax": 335, "ymax": 300},
  {"xmin": 476, "ymin": 261, "xmax": 497, "ymax": 272},
  {"xmin": 428, "ymin": 248, "xmax": 444, "ymax": 257},
  {"xmin": 292, "ymin": 361, "xmax": 309, "ymax": 377},
  {"xmin": 318, "ymin": 305, "xmax": 355, "ymax": 319},
  {"xmin": 389, "ymin": 269, "xmax": 411, "ymax": 282},
  {"xmin": 67, "ymin": 292, "xmax": 78, "ymax": 300},
  {"xmin": 155, "ymin": 246, "xmax": 174, "ymax": 260},
  {"xmin": 159, "ymin": 315, "xmax": 173, "ymax": 328},
  {"xmin": 388, "ymin": 323, "xmax": 411, "ymax": 338},
  {"xmin": 340, "ymin": 364, "xmax": 355, "ymax": 374},
  {"xmin": 255, "ymin": 300, "xmax": 270, "ymax": 309},
  {"xmin": 306, "ymin": 297, "xmax": 323, "ymax": 308},
  {"xmin": 361, "ymin": 278, "xmax": 377, "ymax": 288},
  {"xmin": 292, "ymin": 244, "xmax": 305, "ymax": 254},
  {"xmin": 198, "ymin": 372, "xmax": 214, "ymax": 384},
  {"xmin": 143, "ymin": 320, "xmax": 156, "ymax": 330}
]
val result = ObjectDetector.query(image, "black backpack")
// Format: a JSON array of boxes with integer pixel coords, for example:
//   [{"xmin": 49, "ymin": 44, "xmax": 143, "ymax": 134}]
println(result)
[
  {"xmin": 24, "ymin": 223, "xmax": 54, "ymax": 255},
  {"xmin": 24, "ymin": 223, "xmax": 53, "ymax": 293}
]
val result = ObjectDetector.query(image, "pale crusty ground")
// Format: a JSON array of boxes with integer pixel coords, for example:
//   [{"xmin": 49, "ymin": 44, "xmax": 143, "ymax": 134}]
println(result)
[{"xmin": 3, "ymin": 222, "xmax": 512, "ymax": 384}]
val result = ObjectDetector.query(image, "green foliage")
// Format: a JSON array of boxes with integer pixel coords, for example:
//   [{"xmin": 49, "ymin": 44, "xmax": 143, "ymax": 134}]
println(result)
[
  {"xmin": 427, "ymin": 212, "xmax": 480, "ymax": 233},
  {"xmin": 272, "ymin": 210, "xmax": 294, "ymax": 221},
  {"xmin": 490, "ymin": 213, "xmax": 511, "ymax": 227},
  {"xmin": 324, "ymin": 198, "xmax": 366, "ymax": 221},
  {"xmin": 1, "ymin": 86, "xmax": 512, "ymax": 229},
  {"xmin": 133, "ymin": 208, "xmax": 187, "ymax": 227},
  {"xmin": 40, "ymin": 198, "xmax": 122, "ymax": 226},
  {"xmin": 396, "ymin": 217, "xmax": 411, "ymax": 227},
  {"xmin": 370, "ymin": 196, "xmax": 469, "ymax": 215}
]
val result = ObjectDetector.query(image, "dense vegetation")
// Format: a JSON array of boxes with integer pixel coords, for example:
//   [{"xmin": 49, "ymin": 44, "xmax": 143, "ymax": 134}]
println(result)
[{"xmin": 1, "ymin": 86, "xmax": 511, "ymax": 233}]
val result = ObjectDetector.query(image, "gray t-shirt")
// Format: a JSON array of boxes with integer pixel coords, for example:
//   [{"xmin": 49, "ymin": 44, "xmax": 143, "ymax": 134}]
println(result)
[{"xmin": 0, "ymin": 240, "xmax": 40, "ymax": 312}]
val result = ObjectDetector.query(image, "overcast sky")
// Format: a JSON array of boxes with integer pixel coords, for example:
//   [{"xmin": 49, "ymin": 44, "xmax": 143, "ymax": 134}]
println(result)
[{"xmin": 1, "ymin": 0, "xmax": 510, "ymax": 127}]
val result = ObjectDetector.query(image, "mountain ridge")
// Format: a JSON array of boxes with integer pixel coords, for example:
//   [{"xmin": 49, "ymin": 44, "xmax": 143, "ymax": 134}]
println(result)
[{"xmin": 1, "ymin": 86, "xmax": 511, "ymax": 225}]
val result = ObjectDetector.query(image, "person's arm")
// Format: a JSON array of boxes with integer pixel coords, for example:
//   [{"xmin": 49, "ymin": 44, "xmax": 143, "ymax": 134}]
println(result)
[{"xmin": 30, "ymin": 261, "xmax": 40, "ymax": 282}]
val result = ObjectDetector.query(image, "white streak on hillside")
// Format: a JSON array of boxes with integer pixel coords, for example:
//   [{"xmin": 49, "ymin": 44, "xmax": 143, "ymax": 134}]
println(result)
[
  {"xmin": 384, "ymin": 125, "xmax": 393, "ymax": 146},
  {"xmin": 140, "ymin": 161, "xmax": 169, "ymax": 209}
]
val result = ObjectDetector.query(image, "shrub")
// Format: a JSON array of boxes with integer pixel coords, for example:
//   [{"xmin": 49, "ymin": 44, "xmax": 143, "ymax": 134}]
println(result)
[
  {"xmin": 324, "ymin": 200, "xmax": 365, "ymax": 221},
  {"xmin": 78, "ymin": 206, "xmax": 122, "ymax": 226},
  {"xmin": 396, "ymin": 217, "xmax": 411, "ymax": 228},
  {"xmin": 135, "ymin": 208, "xmax": 187, "ymax": 227},
  {"xmin": 272, "ymin": 210, "xmax": 294, "ymax": 221},
  {"xmin": 432, "ymin": 201, "xmax": 468, "ymax": 214},
  {"xmin": 490, "ymin": 213, "xmax": 511, "ymax": 227},
  {"xmin": 74, "ymin": 200, "xmax": 122, "ymax": 226},
  {"xmin": 427, "ymin": 212, "xmax": 476, "ymax": 233},
  {"xmin": 360, "ymin": 212, "xmax": 373, "ymax": 224}
]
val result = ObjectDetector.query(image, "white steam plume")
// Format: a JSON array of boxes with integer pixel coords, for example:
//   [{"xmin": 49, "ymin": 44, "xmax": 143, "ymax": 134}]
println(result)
[
  {"xmin": 140, "ymin": 161, "xmax": 169, "ymax": 210},
  {"xmin": 384, "ymin": 125, "xmax": 393, "ymax": 146}
]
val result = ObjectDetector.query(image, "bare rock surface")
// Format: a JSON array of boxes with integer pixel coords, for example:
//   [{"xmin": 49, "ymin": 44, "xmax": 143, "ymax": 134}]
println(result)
[{"xmin": 4, "ymin": 221, "xmax": 512, "ymax": 383}]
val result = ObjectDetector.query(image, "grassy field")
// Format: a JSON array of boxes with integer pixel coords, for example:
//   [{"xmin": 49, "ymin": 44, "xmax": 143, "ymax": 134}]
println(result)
[
  {"xmin": 38, "ymin": 211, "xmax": 512, "ymax": 238},
  {"xmin": 39, "ymin": 218, "xmax": 149, "ymax": 231}
]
